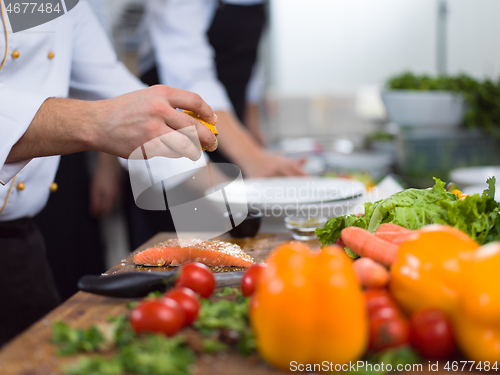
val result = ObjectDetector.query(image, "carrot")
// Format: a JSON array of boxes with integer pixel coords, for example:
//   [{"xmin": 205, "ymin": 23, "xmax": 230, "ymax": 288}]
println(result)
[
  {"xmin": 352, "ymin": 258, "xmax": 390, "ymax": 288},
  {"xmin": 341, "ymin": 226, "xmax": 399, "ymax": 266},
  {"xmin": 374, "ymin": 231, "xmax": 414, "ymax": 245},
  {"xmin": 375, "ymin": 223, "xmax": 413, "ymax": 235},
  {"xmin": 373, "ymin": 223, "xmax": 415, "ymax": 245}
]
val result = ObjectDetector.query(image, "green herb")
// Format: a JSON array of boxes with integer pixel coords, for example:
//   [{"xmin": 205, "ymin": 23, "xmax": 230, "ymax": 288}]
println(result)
[
  {"xmin": 348, "ymin": 346, "xmax": 421, "ymax": 375},
  {"xmin": 193, "ymin": 289, "xmax": 255, "ymax": 356},
  {"xmin": 106, "ymin": 315, "xmax": 135, "ymax": 347},
  {"xmin": 125, "ymin": 301, "xmax": 139, "ymax": 309},
  {"xmin": 52, "ymin": 321, "xmax": 104, "ymax": 356},
  {"xmin": 63, "ymin": 335, "xmax": 194, "ymax": 375},
  {"xmin": 386, "ymin": 72, "xmax": 500, "ymax": 137},
  {"xmin": 63, "ymin": 357, "xmax": 123, "ymax": 375},
  {"xmin": 118, "ymin": 335, "xmax": 195, "ymax": 375},
  {"xmin": 201, "ymin": 338, "xmax": 229, "ymax": 353},
  {"xmin": 316, "ymin": 177, "xmax": 500, "ymax": 251},
  {"xmin": 214, "ymin": 287, "xmax": 242, "ymax": 297},
  {"xmin": 54, "ymin": 320, "xmax": 195, "ymax": 375},
  {"xmin": 146, "ymin": 290, "xmax": 164, "ymax": 299},
  {"xmin": 52, "ymin": 288, "xmax": 256, "ymax": 374}
]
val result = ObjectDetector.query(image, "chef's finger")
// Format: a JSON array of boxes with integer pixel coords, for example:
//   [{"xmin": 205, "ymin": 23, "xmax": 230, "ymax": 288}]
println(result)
[
  {"xmin": 163, "ymin": 87, "xmax": 218, "ymax": 125},
  {"xmin": 140, "ymin": 137, "xmax": 185, "ymax": 159},
  {"xmin": 161, "ymin": 107, "xmax": 217, "ymax": 152},
  {"xmin": 158, "ymin": 129, "xmax": 202, "ymax": 161}
]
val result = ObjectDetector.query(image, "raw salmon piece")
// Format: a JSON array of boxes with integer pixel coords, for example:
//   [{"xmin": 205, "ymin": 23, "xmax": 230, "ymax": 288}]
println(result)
[{"xmin": 133, "ymin": 239, "xmax": 253, "ymax": 267}]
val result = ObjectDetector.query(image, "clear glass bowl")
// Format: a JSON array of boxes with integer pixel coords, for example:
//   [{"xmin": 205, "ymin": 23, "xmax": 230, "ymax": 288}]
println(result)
[{"xmin": 284, "ymin": 216, "xmax": 328, "ymax": 241}]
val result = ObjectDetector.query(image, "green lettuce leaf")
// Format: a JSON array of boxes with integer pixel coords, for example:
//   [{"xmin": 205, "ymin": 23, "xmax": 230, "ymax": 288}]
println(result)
[
  {"xmin": 316, "ymin": 177, "xmax": 500, "ymax": 247},
  {"xmin": 315, "ymin": 214, "xmax": 367, "ymax": 246}
]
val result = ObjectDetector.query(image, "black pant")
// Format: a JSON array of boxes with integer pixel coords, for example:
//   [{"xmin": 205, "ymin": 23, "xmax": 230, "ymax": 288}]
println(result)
[
  {"xmin": 0, "ymin": 218, "xmax": 61, "ymax": 347},
  {"xmin": 34, "ymin": 152, "xmax": 106, "ymax": 301}
]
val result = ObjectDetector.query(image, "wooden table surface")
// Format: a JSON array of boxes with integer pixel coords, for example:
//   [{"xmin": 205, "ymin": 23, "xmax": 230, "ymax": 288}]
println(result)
[{"xmin": 0, "ymin": 232, "xmax": 480, "ymax": 375}]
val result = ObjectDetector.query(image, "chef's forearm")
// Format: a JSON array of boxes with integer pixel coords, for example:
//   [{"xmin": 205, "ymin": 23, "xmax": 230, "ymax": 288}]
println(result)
[
  {"xmin": 243, "ymin": 103, "xmax": 267, "ymax": 147},
  {"xmin": 6, "ymin": 98, "xmax": 96, "ymax": 163},
  {"xmin": 6, "ymin": 86, "xmax": 219, "ymax": 163}
]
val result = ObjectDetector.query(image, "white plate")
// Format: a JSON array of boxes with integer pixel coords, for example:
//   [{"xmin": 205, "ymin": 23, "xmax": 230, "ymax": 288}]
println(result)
[
  {"xmin": 206, "ymin": 177, "xmax": 365, "ymax": 207},
  {"xmin": 449, "ymin": 166, "xmax": 500, "ymax": 188}
]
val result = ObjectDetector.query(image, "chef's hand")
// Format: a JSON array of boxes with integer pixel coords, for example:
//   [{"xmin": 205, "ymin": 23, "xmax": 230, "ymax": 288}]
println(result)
[
  {"xmin": 91, "ymin": 85, "xmax": 218, "ymax": 161},
  {"xmin": 7, "ymin": 85, "xmax": 218, "ymax": 163},
  {"xmin": 243, "ymin": 152, "xmax": 307, "ymax": 178},
  {"xmin": 89, "ymin": 152, "xmax": 121, "ymax": 218}
]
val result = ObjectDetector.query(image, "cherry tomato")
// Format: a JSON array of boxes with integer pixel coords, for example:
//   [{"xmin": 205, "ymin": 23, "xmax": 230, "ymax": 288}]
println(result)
[
  {"xmin": 175, "ymin": 262, "xmax": 216, "ymax": 298},
  {"xmin": 163, "ymin": 287, "xmax": 200, "ymax": 326},
  {"xmin": 364, "ymin": 288, "xmax": 396, "ymax": 317},
  {"xmin": 369, "ymin": 315, "xmax": 410, "ymax": 352},
  {"xmin": 365, "ymin": 288, "xmax": 410, "ymax": 352},
  {"xmin": 369, "ymin": 305, "xmax": 400, "ymax": 322},
  {"xmin": 130, "ymin": 299, "xmax": 185, "ymax": 336},
  {"xmin": 241, "ymin": 263, "xmax": 267, "ymax": 297},
  {"xmin": 409, "ymin": 309, "xmax": 456, "ymax": 359}
]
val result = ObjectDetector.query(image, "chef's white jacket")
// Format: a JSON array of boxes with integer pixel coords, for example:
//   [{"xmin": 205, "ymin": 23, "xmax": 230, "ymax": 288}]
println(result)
[
  {"xmin": 139, "ymin": 0, "xmax": 265, "ymax": 113},
  {"xmin": 0, "ymin": 1, "xmax": 144, "ymax": 221}
]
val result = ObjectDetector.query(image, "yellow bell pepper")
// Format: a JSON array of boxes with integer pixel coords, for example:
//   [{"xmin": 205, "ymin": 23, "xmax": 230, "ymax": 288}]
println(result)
[
  {"xmin": 250, "ymin": 242, "xmax": 368, "ymax": 371},
  {"xmin": 390, "ymin": 224, "xmax": 479, "ymax": 316},
  {"xmin": 452, "ymin": 189, "xmax": 470, "ymax": 200},
  {"xmin": 454, "ymin": 242, "xmax": 500, "ymax": 362}
]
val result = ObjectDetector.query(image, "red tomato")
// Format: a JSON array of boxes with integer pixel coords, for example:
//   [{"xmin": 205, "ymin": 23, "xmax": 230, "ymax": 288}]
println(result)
[
  {"xmin": 364, "ymin": 288, "xmax": 396, "ymax": 318},
  {"xmin": 409, "ymin": 309, "xmax": 456, "ymax": 359},
  {"xmin": 365, "ymin": 288, "xmax": 409, "ymax": 352},
  {"xmin": 163, "ymin": 287, "xmax": 200, "ymax": 326},
  {"xmin": 130, "ymin": 299, "xmax": 185, "ymax": 336},
  {"xmin": 241, "ymin": 263, "xmax": 267, "ymax": 297},
  {"xmin": 369, "ymin": 306, "xmax": 400, "ymax": 322},
  {"xmin": 369, "ymin": 315, "xmax": 410, "ymax": 352},
  {"xmin": 175, "ymin": 262, "xmax": 216, "ymax": 298}
]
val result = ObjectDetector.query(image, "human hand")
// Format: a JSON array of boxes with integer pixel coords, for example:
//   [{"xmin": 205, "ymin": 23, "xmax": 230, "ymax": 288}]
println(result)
[
  {"xmin": 89, "ymin": 152, "xmax": 121, "ymax": 218},
  {"xmin": 90, "ymin": 85, "xmax": 218, "ymax": 161},
  {"xmin": 243, "ymin": 152, "xmax": 307, "ymax": 178}
]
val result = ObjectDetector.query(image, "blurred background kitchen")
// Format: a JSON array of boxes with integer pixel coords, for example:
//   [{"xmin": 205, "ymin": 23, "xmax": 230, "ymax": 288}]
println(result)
[{"xmin": 88, "ymin": 0, "xmax": 500, "ymax": 267}]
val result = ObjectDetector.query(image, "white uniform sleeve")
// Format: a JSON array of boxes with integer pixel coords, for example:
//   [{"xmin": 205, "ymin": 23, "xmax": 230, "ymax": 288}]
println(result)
[
  {"xmin": 0, "ymin": 86, "xmax": 48, "ymax": 185},
  {"xmin": 145, "ymin": 0, "xmax": 233, "ymax": 112},
  {"xmin": 68, "ymin": 1, "xmax": 146, "ymax": 100}
]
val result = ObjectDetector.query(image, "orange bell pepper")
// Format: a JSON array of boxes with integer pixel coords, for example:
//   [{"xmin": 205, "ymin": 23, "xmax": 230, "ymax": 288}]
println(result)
[
  {"xmin": 250, "ymin": 242, "xmax": 368, "ymax": 371},
  {"xmin": 390, "ymin": 224, "xmax": 479, "ymax": 316},
  {"xmin": 454, "ymin": 242, "xmax": 500, "ymax": 362}
]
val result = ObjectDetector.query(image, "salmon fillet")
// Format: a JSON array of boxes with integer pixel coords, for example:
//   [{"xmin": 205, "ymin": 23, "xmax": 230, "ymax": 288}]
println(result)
[{"xmin": 133, "ymin": 239, "xmax": 253, "ymax": 267}]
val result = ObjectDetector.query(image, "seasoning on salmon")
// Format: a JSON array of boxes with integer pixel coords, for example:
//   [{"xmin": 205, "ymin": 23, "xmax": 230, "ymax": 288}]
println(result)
[{"xmin": 133, "ymin": 239, "xmax": 253, "ymax": 267}]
